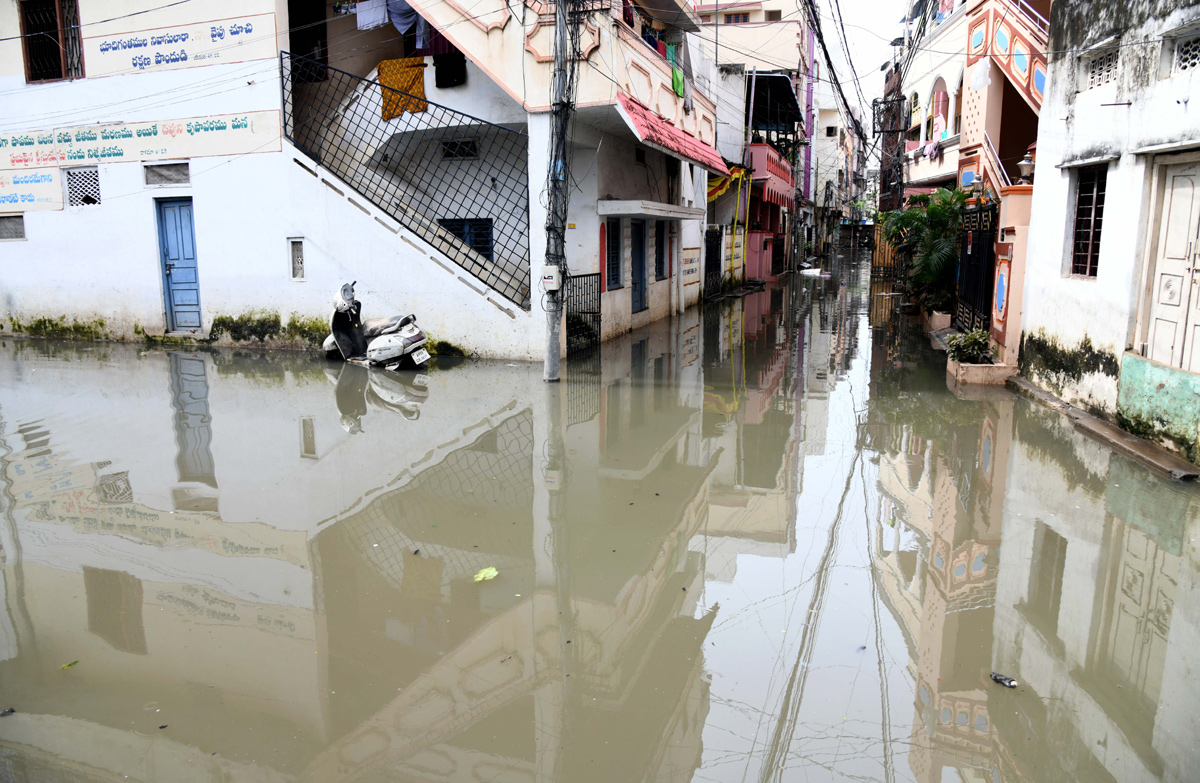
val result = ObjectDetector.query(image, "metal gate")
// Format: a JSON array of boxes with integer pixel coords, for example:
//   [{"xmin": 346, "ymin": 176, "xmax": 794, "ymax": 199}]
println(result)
[
  {"xmin": 565, "ymin": 273, "xmax": 601, "ymax": 356},
  {"xmin": 704, "ymin": 228, "xmax": 723, "ymax": 295},
  {"xmin": 771, "ymin": 234, "xmax": 786, "ymax": 275},
  {"xmin": 955, "ymin": 204, "xmax": 997, "ymax": 332}
]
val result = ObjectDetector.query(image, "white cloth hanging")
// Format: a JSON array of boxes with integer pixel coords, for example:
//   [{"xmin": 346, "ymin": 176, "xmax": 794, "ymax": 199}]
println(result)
[{"xmin": 357, "ymin": 0, "xmax": 388, "ymax": 29}]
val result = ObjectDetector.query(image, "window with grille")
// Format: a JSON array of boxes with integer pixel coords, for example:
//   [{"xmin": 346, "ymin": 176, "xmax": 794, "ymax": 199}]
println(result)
[
  {"xmin": 1174, "ymin": 35, "xmax": 1200, "ymax": 74},
  {"xmin": 20, "ymin": 0, "xmax": 84, "ymax": 83},
  {"xmin": 65, "ymin": 167, "xmax": 100, "ymax": 206},
  {"xmin": 606, "ymin": 218, "xmax": 622, "ymax": 288},
  {"xmin": 438, "ymin": 218, "xmax": 494, "ymax": 261},
  {"xmin": 1071, "ymin": 165, "xmax": 1107, "ymax": 277},
  {"xmin": 441, "ymin": 139, "xmax": 478, "ymax": 159},
  {"xmin": 724, "ymin": 13, "xmax": 748, "ymax": 23},
  {"xmin": 144, "ymin": 163, "xmax": 190, "ymax": 186},
  {"xmin": 1085, "ymin": 49, "xmax": 1119, "ymax": 89},
  {"xmin": 655, "ymin": 220, "xmax": 666, "ymax": 280},
  {"xmin": 289, "ymin": 238, "xmax": 305, "ymax": 280},
  {"xmin": 0, "ymin": 215, "xmax": 27, "ymax": 240}
]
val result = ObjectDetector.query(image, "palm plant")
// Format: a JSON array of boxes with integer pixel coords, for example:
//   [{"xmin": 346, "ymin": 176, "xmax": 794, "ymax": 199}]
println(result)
[{"xmin": 883, "ymin": 188, "xmax": 967, "ymax": 313}]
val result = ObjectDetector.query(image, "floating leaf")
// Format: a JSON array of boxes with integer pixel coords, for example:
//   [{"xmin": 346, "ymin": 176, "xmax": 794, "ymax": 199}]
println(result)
[
  {"xmin": 473, "ymin": 567, "xmax": 499, "ymax": 583},
  {"xmin": 60, "ymin": 661, "xmax": 79, "ymax": 670}
]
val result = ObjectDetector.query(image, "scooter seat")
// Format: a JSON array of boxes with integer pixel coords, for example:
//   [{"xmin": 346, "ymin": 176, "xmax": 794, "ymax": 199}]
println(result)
[{"xmin": 362, "ymin": 315, "xmax": 403, "ymax": 337}]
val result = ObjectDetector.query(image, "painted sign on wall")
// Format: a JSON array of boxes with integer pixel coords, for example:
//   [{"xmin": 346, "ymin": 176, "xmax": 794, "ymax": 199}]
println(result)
[
  {"xmin": 82, "ymin": 13, "xmax": 277, "ymax": 78},
  {"xmin": 682, "ymin": 248, "xmax": 700, "ymax": 285},
  {"xmin": 0, "ymin": 111, "xmax": 281, "ymax": 172},
  {"xmin": 0, "ymin": 169, "xmax": 64, "ymax": 211}
]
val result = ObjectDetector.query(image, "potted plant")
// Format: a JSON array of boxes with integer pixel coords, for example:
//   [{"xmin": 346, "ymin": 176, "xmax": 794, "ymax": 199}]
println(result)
[{"xmin": 945, "ymin": 328, "xmax": 1005, "ymax": 385}]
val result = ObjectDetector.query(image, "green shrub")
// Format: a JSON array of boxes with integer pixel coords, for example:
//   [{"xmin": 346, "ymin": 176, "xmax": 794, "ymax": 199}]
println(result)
[{"xmin": 946, "ymin": 329, "xmax": 993, "ymax": 364}]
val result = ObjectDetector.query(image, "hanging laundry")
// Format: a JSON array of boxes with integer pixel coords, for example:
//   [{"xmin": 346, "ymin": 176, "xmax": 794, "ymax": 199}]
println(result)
[
  {"xmin": 623, "ymin": 0, "xmax": 635, "ymax": 26},
  {"xmin": 657, "ymin": 40, "xmax": 667, "ymax": 58},
  {"xmin": 378, "ymin": 57, "xmax": 428, "ymax": 119},
  {"xmin": 434, "ymin": 51, "xmax": 467, "ymax": 88},
  {"xmin": 678, "ymin": 38, "xmax": 694, "ymax": 113},
  {"xmin": 678, "ymin": 37, "xmax": 694, "ymax": 80},
  {"xmin": 357, "ymin": 0, "xmax": 388, "ymax": 29},
  {"xmin": 387, "ymin": 0, "xmax": 420, "ymax": 32},
  {"xmin": 672, "ymin": 66, "xmax": 684, "ymax": 98}
]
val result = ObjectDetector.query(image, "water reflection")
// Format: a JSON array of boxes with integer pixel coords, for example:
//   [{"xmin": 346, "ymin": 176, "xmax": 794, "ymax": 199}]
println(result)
[{"xmin": 0, "ymin": 265, "xmax": 1197, "ymax": 782}]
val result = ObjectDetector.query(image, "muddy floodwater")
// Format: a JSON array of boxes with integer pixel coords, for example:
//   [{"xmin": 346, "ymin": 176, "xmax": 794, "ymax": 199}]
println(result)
[{"xmin": 1, "ymin": 263, "xmax": 1198, "ymax": 782}]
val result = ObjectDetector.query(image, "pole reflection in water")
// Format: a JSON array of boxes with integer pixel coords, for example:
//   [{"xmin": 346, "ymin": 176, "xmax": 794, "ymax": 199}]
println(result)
[{"xmin": 0, "ymin": 258, "xmax": 1197, "ymax": 782}]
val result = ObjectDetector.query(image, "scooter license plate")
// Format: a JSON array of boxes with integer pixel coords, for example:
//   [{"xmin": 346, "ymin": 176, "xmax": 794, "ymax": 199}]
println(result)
[{"xmin": 411, "ymin": 348, "xmax": 431, "ymax": 365}]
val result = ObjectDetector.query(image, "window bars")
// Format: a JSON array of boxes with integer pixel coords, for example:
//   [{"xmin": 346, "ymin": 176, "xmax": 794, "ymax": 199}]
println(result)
[
  {"xmin": 1086, "ymin": 49, "xmax": 1119, "ymax": 89},
  {"xmin": 1175, "ymin": 35, "xmax": 1200, "ymax": 74},
  {"xmin": 655, "ymin": 220, "xmax": 666, "ymax": 280},
  {"xmin": 606, "ymin": 218, "xmax": 622, "ymax": 287},
  {"xmin": 281, "ymin": 52, "xmax": 532, "ymax": 310},
  {"xmin": 65, "ymin": 167, "xmax": 100, "ymax": 206},
  {"xmin": 0, "ymin": 216, "xmax": 26, "ymax": 240},
  {"xmin": 1071, "ymin": 165, "xmax": 1107, "ymax": 277},
  {"xmin": 20, "ymin": 0, "xmax": 84, "ymax": 82}
]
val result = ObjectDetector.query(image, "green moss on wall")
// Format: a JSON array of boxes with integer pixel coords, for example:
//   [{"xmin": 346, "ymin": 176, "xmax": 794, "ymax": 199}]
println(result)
[
  {"xmin": 284, "ymin": 315, "xmax": 328, "ymax": 347},
  {"xmin": 10, "ymin": 316, "xmax": 109, "ymax": 341},
  {"xmin": 426, "ymin": 338, "xmax": 467, "ymax": 358},
  {"xmin": 1019, "ymin": 330, "xmax": 1120, "ymax": 396},
  {"xmin": 209, "ymin": 313, "xmax": 282, "ymax": 343}
]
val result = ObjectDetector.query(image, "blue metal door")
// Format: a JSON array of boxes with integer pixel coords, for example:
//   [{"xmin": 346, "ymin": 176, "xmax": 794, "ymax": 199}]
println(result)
[
  {"xmin": 631, "ymin": 220, "xmax": 647, "ymax": 313},
  {"xmin": 157, "ymin": 199, "xmax": 201, "ymax": 332}
]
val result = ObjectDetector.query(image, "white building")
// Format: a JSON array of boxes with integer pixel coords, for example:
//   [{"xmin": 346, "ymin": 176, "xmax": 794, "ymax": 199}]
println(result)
[
  {"xmin": 1020, "ymin": 0, "xmax": 1200, "ymax": 463},
  {"xmin": 0, "ymin": 0, "xmax": 735, "ymax": 360}
]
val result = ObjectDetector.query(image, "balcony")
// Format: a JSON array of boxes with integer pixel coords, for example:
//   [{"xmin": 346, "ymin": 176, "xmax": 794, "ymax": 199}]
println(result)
[
  {"xmin": 749, "ymin": 144, "xmax": 793, "ymax": 184},
  {"xmin": 904, "ymin": 133, "xmax": 960, "ymax": 189}
]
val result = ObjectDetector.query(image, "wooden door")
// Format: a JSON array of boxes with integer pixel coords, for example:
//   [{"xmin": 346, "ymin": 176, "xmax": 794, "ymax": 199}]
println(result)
[
  {"xmin": 157, "ymin": 198, "xmax": 202, "ymax": 332},
  {"xmin": 1148, "ymin": 162, "xmax": 1200, "ymax": 370}
]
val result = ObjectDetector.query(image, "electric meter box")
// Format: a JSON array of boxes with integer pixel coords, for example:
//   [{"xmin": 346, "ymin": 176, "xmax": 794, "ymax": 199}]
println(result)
[{"xmin": 541, "ymin": 265, "xmax": 562, "ymax": 292}]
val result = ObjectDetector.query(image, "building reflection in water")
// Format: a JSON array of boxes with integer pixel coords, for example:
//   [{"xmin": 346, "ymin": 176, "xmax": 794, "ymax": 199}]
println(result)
[
  {"xmin": 0, "ymin": 273, "xmax": 1196, "ymax": 782},
  {"xmin": 864, "ymin": 283, "xmax": 1200, "ymax": 783}
]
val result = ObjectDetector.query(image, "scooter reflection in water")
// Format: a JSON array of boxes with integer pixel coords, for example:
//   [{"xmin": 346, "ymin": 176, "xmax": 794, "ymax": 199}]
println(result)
[{"xmin": 331, "ymin": 363, "xmax": 429, "ymax": 434}]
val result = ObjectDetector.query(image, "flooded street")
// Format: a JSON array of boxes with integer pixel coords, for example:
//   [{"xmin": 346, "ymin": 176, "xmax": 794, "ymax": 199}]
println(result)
[{"xmin": 1, "ymin": 258, "xmax": 1198, "ymax": 783}]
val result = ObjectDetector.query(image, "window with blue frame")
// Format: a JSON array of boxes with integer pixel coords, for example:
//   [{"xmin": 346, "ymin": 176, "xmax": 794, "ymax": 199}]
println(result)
[
  {"xmin": 438, "ymin": 218, "xmax": 494, "ymax": 261},
  {"xmin": 606, "ymin": 218, "xmax": 622, "ymax": 288}
]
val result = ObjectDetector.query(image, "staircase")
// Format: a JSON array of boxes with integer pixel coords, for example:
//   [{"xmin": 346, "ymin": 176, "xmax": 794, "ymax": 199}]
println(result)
[
  {"xmin": 960, "ymin": 0, "xmax": 1049, "ymax": 193},
  {"xmin": 967, "ymin": 0, "xmax": 1049, "ymax": 112},
  {"xmin": 281, "ymin": 53, "xmax": 532, "ymax": 310}
]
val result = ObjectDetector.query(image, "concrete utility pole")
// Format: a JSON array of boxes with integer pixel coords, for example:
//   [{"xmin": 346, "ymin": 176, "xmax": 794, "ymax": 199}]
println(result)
[{"xmin": 542, "ymin": 0, "xmax": 578, "ymax": 382}]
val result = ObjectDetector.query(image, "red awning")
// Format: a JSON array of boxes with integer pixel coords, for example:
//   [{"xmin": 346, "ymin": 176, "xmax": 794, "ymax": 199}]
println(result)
[{"xmin": 616, "ymin": 93, "xmax": 730, "ymax": 177}]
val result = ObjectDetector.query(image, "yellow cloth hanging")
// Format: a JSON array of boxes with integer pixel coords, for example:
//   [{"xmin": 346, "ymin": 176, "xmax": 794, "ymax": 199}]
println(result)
[{"xmin": 378, "ymin": 57, "xmax": 428, "ymax": 120}]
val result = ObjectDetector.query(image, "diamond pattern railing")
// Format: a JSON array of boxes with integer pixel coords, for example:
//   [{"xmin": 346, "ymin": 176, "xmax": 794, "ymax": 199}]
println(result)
[{"xmin": 281, "ymin": 52, "xmax": 532, "ymax": 309}]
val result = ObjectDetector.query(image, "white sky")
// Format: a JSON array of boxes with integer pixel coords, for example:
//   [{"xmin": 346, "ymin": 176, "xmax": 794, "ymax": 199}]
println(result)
[{"xmin": 811, "ymin": 0, "xmax": 903, "ymax": 165}]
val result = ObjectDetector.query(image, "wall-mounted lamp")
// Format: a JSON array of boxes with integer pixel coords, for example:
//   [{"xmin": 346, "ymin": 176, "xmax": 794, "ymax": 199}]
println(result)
[{"xmin": 1017, "ymin": 152, "xmax": 1035, "ymax": 184}]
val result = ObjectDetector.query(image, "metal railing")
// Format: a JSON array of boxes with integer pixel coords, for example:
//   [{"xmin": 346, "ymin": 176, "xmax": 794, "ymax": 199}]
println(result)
[
  {"xmin": 281, "ymin": 52, "xmax": 532, "ymax": 310},
  {"xmin": 565, "ymin": 272, "xmax": 601, "ymax": 355},
  {"xmin": 982, "ymin": 131, "xmax": 1012, "ymax": 188},
  {"xmin": 1006, "ymin": 0, "xmax": 1049, "ymax": 35}
]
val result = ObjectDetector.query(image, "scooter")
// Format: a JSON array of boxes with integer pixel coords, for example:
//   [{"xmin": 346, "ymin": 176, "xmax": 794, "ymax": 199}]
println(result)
[{"xmin": 323, "ymin": 282, "xmax": 430, "ymax": 370}]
